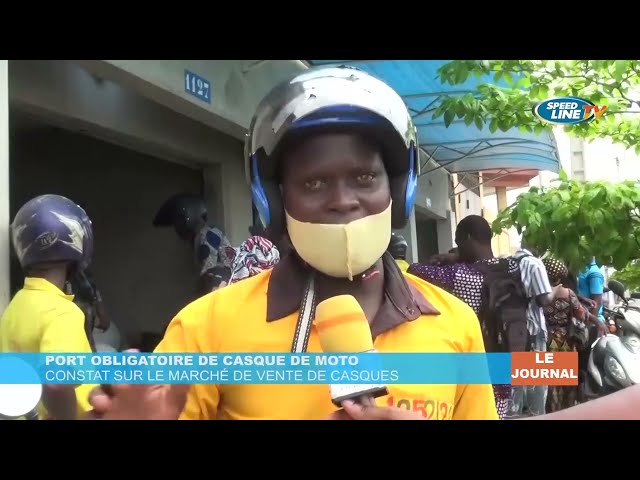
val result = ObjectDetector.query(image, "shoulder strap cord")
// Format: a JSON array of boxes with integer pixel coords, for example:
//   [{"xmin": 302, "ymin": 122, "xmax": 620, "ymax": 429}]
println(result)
[{"xmin": 290, "ymin": 273, "xmax": 317, "ymax": 353}]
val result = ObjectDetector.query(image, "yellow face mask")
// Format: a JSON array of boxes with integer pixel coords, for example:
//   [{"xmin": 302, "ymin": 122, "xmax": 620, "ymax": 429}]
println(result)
[{"xmin": 285, "ymin": 201, "xmax": 392, "ymax": 281}]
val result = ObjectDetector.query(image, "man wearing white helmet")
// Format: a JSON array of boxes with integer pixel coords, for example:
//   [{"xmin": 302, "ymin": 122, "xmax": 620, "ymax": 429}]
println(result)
[{"xmin": 87, "ymin": 66, "xmax": 500, "ymax": 420}]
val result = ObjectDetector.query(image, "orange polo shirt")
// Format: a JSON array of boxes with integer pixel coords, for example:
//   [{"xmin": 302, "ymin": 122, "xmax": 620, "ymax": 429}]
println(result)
[
  {"xmin": 155, "ymin": 253, "xmax": 499, "ymax": 420},
  {"xmin": 0, "ymin": 277, "xmax": 95, "ymax": 419}
]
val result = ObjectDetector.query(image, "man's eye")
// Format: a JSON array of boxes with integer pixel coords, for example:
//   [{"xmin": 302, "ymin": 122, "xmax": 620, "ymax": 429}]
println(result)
[
  {"xmin": 357, "ymin": 173, "xmax": 375, "ymax": 184},
  {"xmin": 305, "ymin": 180, "xmax": 324, "ymax": 191}
]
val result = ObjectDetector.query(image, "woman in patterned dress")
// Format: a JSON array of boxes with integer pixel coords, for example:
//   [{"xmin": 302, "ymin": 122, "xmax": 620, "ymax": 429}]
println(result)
[{"xmin": 541, "ymin": 257, "xmax": 606, "ymax": 412}]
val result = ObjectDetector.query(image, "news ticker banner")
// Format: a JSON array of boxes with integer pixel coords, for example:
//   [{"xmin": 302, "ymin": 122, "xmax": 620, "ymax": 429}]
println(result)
[{"xmin": 0, "ymin": 352, "xmax": 578, "ymax": 386}]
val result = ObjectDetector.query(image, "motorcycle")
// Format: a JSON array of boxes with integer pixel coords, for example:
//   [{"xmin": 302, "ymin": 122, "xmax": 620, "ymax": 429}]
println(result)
[
  {"xmin": 582, "ymin": 279, "xmax": 640, "ymax": 400},
  {"xmin": 603, "ymin": 305, "xmax": 622, "ymax": 335}
]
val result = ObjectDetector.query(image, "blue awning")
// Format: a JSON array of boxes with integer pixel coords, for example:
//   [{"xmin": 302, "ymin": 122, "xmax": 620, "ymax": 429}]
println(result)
[{"xmin": 305, "ymin": 60, "xmax": 560, "ymax": 176}]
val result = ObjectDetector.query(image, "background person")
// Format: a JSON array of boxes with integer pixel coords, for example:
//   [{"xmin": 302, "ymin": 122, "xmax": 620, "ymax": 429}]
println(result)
[
  {"xmin": 578, "ymin": 257, "xmax": 608, "ymax": 343},
  {"xmin": 153, "ymin": 193, "xmax": 234, "ymax": 294},
  {"xmin": 0, "ymin": 194, "xmax": 96, "ymax": 419},
  {"xmin": 387, "ymin": 233, "xmax": 409, "ymax": 272},
  {"xmin": 226, "ymin": 235, "xmax": 280, "ymax": 284},
  {"xmin": 578, "ymin": 257, "xmax": 606, "ymax": 322},
  {"xmin": 510, "ymin": 234, "xmax": 556, "ymax": 417},
  {"xmin": 541, "ymin": 256, "xmax": 606, "ymax": 413}
]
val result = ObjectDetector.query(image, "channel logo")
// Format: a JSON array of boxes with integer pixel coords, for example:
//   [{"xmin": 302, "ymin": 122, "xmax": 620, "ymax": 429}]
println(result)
[
  {"xmin": 532, "ymin": 96, "xmax": 607, "ymax": 126},
  {"xmin": 0, "ymin": 355, "xmax": 42, "ymax": 419}
]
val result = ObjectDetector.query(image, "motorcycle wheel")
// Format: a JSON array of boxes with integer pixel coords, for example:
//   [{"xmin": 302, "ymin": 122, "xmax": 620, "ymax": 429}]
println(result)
[{"xmin": 580, "ymin": 375, "xmax": 603, "ymax": 401}]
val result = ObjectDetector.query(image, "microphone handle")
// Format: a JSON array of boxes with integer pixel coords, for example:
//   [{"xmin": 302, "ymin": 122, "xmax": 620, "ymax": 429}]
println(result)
[
  {"xmin": 327, "ymin": 349, "xmax": 388, "ymax": 407},
  {"xmin": 330, "ymin": 384, "xmax": 388, "ymax": 407}
]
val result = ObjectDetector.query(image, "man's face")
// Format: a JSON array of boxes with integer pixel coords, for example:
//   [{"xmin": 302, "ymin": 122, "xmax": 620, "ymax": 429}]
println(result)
[{"xmin": 281, "ymin": 133, "xmax": 390, "ymax": 224}]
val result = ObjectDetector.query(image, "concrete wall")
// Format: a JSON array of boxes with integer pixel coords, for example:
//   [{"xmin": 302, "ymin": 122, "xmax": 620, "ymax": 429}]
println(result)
[
  {"xmin": 415, "ymin": 214, "xmax": 440, "ymax": 262},
  {"xmin": 76, "ymin": 60, "xmax": 309, "ymax": 141},
  {"xmin": 412, "ymin": 156, "xmax": 457, "ymax": 259},
  {"xmin": 8, "ymin": 60, "xmax": 253, "ymax": 246},
  {"xmin": 389, "ymin": 154, "xmax": 455, "ymax": 263},
  {"xmin": 454, "ymin": 188, "xmax": 483, "ymax": 220},
  {"xmin": 416, "ymin": 156, "xmax": 451, "ymax": 220},
  {"xmin": 9, "ymin": 126, "xmax": 205, "ymax": 339},
  {"xmin": 393, "ymin": 213, "xmax": 418, "ymax": 263},
  {"xmin": 436, "ymin": 210, "xmax": 456, "ymax": 254}
]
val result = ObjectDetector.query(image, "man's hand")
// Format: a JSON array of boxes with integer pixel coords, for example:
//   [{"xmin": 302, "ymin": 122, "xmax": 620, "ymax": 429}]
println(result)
[
  {"xmin": 94, "ymin": 299, "xmax": 111, "ymax": 332},
  {"xmin": 586, "ymin": 313, "xmax": 609, "ymax": 337},
  {"xmin": 579, "ymin": 296, "xmax": 597, "ymax": 310},
  {"xmin": 326, "ymin": 399, "xmax": 426, "ymax": 420},
  {"xmin": 94, "ymin": 315, "xmax": 110, "ymax": 332},
  {"xmin": 86, "ymin": 383, "xmax": 189, "ymax": 420},
  {"xmin": 600, "ymin": 321, "xmax": 613, "ymax": 336}
]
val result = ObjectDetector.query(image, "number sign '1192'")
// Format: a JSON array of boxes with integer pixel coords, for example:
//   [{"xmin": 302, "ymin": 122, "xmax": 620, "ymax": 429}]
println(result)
[{"xmin": 185, "ymin": 70, "xmax": 211, "ymax": 104}]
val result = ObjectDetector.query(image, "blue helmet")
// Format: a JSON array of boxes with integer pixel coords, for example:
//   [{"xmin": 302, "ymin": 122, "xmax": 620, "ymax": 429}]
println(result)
[{"xmin": 11, "ymin": 194, "xmax": 94, "ymax": 270}]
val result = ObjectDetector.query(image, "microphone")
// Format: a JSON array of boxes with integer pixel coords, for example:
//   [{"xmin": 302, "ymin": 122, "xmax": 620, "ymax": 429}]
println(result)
[{"xmin": 315, "ymin": 295, "xmax": 388, "ymax": 407}]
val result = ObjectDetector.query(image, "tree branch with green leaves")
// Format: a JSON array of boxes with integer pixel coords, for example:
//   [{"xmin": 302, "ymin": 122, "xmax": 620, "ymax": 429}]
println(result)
[
  {"xmin": 611, "ymin": 261, "xmax": 640, "ymax": 292},
  {"xmin": 491, "ymin": 170, "xmax": 640, "ymax": 272},
  {"xmin": 434, "ymin": 60, "xmax": 640, "ymax": 154}
]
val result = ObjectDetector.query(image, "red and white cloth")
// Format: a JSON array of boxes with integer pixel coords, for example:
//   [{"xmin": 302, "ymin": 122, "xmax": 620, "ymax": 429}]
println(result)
[{"xmin": 223, "ymin": 236, "xmax": 280, "ymax": 284}]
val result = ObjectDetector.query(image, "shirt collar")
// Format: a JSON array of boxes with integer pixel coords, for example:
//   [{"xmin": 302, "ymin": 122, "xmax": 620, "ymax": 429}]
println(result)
[
  {"xmin": 266, "ymin": 252, "xmax": 440, "ymax": 338},
  {"xmin": 23, "ymin": 277, "xmax": 75, "ymax": 301}
]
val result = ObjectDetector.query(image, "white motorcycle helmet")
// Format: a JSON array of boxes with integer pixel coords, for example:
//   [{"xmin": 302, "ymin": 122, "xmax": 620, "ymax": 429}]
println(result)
[
  {"xmin": 244, "ymin": 65, "xmax": 420, "ymax": 241},
  {"xmin": 93, "ymin": 321, "xmax": 122, "ymax": 352}
]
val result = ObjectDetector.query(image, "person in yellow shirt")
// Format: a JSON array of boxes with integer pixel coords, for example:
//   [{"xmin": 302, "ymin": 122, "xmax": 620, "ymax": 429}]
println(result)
[
  {"xmin": 87, "ymin": 66, "xmax": 500, "ymax": 421},
  {"xmin": 0, "ymin": 194, "xmax": 96, "ymax": 419},
  {"xmin": 388, "ymin": 233, "xmax": 410, "ymax": 272}
]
